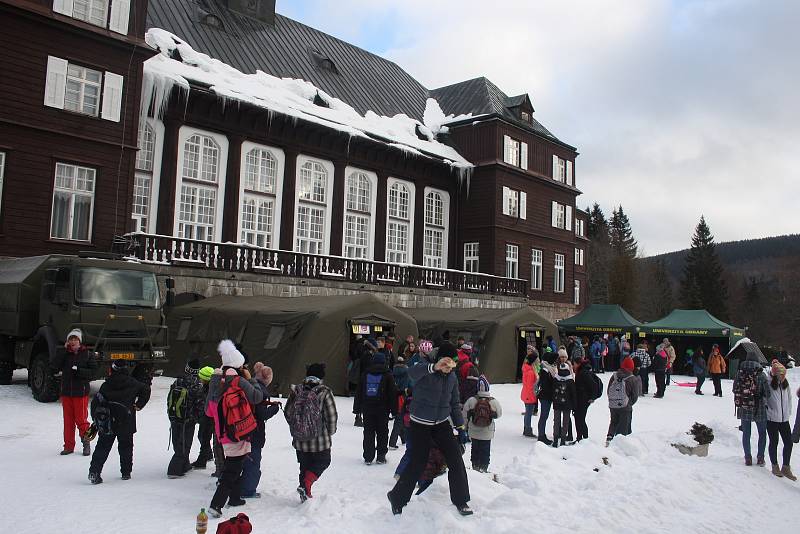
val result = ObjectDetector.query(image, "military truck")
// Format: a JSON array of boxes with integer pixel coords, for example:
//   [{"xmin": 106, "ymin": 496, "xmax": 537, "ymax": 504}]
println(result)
[{"xmin": 0, "ymin": 254, "xmax": 170, "ymax": 401}]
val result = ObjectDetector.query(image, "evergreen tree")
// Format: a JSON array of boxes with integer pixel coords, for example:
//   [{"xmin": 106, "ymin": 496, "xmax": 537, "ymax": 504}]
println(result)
[
  {"xmin": 679, "ymin": 216, "xmax": 728, "ymax": 318},
  {"xmin": 586, "ymin": 203, "xmax": 611, "ymax": 304},
  {"xmin": 608, "ymin": 206, "xmax": 638, "ymax": 309}
]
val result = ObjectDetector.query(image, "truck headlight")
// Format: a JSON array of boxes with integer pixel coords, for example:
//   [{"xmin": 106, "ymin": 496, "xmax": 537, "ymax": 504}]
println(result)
[{"xmin": 153, "ymin": 350, "xmax": 166, "ymax": 359}]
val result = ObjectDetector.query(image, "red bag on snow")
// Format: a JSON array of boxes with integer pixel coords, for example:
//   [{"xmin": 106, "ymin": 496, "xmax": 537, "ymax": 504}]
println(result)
[{"xmin": 216, "ymin": 513, "xmax": 252, "ymax": 534}]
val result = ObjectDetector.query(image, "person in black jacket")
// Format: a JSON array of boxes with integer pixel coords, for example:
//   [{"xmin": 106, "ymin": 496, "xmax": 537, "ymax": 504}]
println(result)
[
  {"xmin": 240, "ymin": 362, "xmax": 280, "ymax": 498},
  {"xmin": 573, "ymin": 358, "xmax": 595, "ymax": 441},
  {"xmin": 52, "ymin": 328, "xmax": 97, "ymax": 456},
  {"xmin": 354, "ymin": 352, "xmax": 397, "ymax": 464},
  {"xmin": 354, "ymin": 338, "xmax": 378, "ymax": 427},
  {"xmin": 537, "ymin": 351, "xmax": 557, "ymax": 445},
  {"xmin": 88, "ymin": 359, "xmax": 151, "ymax": 484},
  {"xmin": 191, "ymin": 366, "xmax": 215, "ymax": 470},
  {"xmin": 167, "ymin": 359, "xmax": 205, "ymax": 478}
]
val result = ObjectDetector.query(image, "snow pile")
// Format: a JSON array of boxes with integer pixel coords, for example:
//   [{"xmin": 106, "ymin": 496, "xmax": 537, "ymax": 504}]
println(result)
[
  {"xmin": 142, "ymin": 29, "xmax": 473, "ymax": 173},
  {"xmin": 3, "ymin": 369, "xmax": 799, "ymax": 533}
]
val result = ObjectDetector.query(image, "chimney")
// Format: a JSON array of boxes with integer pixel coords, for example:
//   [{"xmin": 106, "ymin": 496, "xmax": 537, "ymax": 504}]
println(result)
[{"xmin": 226, "ymin": 0, "xmax": 276, "ymax": 25}]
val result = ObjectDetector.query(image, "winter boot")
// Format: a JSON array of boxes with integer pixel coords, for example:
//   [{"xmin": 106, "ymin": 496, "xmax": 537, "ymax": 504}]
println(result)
[
  {"xmin": 121, "ymin": 473, "xmax": 131, "ymax": 480},
  {"xmin": 227, "ymin": 498, "xmax": 246, "ymax": 507},
  {"xmin": 523, "ymin": 428, "xmax": 535, "ymax": 438},
  {"xmin": 208, "ymin": 507, "xmax": 222, "ymax": 519},
  {"xmin": 456, "ymin": 504, "xmax": 474, "ymax": 516},
  {"xmin": 297, "ymin": 485, "xmax": 308, "ymax": 503},
  {"xmin": 538, "ymin": 436, "xmax": 553, "ymax": 446},
  {"xmin": 82, "ymin": 439, "xmax": 91, "ymax": 456},
  {"xmin": 60, "ymin": 448, "xmax": 74, "ymax": 456},
  {"xmin": 191, "ymin": 459, "xmax": 207, "ymax": 469},
  {"xmin": 354, "ymin": 414, "xmax": 364, "ymax": 427},
  {"xmin": 388, "ymin": 492, "xmax": 403, "ymax": 515},
  {"xmin": 782, "ymin": 466, "xmax": 797, "ymax": 481},
  {"xmin": 757, "ymin": 456, "xmax": 766, "ymax": 467},
  {"xmin": 772, "ymin": 464, "xmax": 784, "ymax": 477},
  {"xmin": 376, "ymin": 456, "xmax": 387, "ymax": 465},
  {"xmin": 88, "ymin": 472, "xmax": 103, "ymax": 485},
  {"xmin": 745, "ymin": 457, "xmax": 752, "ymax": 466},
  {"xmin": 303, "ymin": 471, "xmax": 319, "ymax": 498}
]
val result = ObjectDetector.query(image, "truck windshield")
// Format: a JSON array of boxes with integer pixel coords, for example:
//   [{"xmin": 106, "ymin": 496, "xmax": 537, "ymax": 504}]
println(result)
[{"xmin": 75, "ymin": 268, "xmax": 160, "ymax": 308}]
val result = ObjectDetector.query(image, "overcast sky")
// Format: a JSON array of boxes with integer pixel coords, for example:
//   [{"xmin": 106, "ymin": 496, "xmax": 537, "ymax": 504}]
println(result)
[{"xmin": 281, "ymin": 0, "xmax": 799, "ymax": 255}]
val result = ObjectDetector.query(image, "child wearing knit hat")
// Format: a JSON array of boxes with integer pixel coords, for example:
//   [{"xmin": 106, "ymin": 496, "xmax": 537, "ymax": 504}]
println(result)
[{"xmin": 462, "ymin": 376, "xmax": 502, "ymax": 472}]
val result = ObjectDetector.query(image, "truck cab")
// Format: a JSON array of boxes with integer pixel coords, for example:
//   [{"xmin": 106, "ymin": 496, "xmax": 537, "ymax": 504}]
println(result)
[{"xmin": 0, "ymin": 255, "xmax": 169, "ymax": 401}]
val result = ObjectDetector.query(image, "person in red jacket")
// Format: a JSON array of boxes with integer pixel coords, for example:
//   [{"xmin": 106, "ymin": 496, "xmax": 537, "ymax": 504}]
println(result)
[
  {"xmin": 521, "ymin": 347, "xmax": 539, "ymax": 437},
  {"xmin": 52, "ymin": 328, "xmax": 97, "ymax": 456}
]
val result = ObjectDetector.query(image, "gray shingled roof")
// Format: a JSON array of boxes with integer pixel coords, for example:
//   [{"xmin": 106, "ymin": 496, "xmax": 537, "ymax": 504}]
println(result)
[
  {"xmin": 146, "ymin": 0, "xmax": 429, "ymax": 120},
  {"xmin": 431, "ymin": 77, "xmax": 567, "ymax": 146}
]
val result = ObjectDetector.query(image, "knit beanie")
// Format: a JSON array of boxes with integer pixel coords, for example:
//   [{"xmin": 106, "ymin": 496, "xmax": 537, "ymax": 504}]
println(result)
[
  {"xmin": 198, "ymin": 366, "xmax": 214, "ymax": 382},
  {"xmin": 418, "ymin": 340, "xmax": 433, "ymax": 354},
  {"xmin": 67, "ymin": 328, "xmax": 83, "ymax": 343},
  {"xmin": 772, "ymin": 359, "xmax": 787, "ymax": 376},
  {"xmin": 557, "ymin": 348, "xmax": 569, "ymax": 360},
  {"xmin": 218, "ymin": 339, "xmax": 245, "ymax": 369},
  {"xmin": 478, "ymin": 375, "xmax": 490, "ymax": 393},
  {"xmin": 460, "ymin": 343, "xmax": 473, "ymax": 353},
  {"xmin": 253, "ymin": 361, "xmax": 274, "ymax": 386},
  {"xmin": 437, "ymin": 342, "xmax": 458, "ymax": 360},
  {"xmin": 306, "ymin": 362, "xmax": 326, "ymax": 379},
  {"xmin": 620, "ymin": 357, "xmax": 635, "ymax": 373},
  {"xmin": 185, "ymin": 358, "xmax": 201, "ymax": 376}
]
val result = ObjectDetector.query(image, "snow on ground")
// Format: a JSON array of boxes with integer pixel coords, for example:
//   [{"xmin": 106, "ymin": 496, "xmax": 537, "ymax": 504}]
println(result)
[{"xmin": 2, "ymin": 369, "xmax": 797, "ymax": 534}]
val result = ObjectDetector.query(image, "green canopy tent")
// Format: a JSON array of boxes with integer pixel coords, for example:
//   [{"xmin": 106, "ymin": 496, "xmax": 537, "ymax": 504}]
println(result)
[
  {"xmin": 556, "ymin": 304, "xmax": 643, "ymax": 341},
  {"xmin": 166, "ymin": 293, "xmax": 418, "ymax": 395},
  {"xmin": 639, "ymin": 309, "xmax": 746, "ymax": 376},
  {"xmin": 401, "ymin": 306, "xmax": 558, "ymax": 383}
]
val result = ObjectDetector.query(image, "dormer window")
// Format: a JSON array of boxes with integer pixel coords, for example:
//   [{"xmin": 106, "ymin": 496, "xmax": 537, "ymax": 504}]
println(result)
[{"xmin": 520, "ymin": 111, "xmax": 531, "ymax": 123}]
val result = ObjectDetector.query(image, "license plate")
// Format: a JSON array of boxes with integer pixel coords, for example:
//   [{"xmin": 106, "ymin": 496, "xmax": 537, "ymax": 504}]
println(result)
[{"xmin": 110, "ymin": 353, "xmax": 135, "ymax": 360}]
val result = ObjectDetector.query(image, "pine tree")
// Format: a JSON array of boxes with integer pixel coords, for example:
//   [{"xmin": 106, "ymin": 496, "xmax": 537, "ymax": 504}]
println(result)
[
  {"xmin": 608, "ymin": 206, "xmax": 638, "ymax": 309},
  {"xmin": 609, "ymin": 206, "xmax": 638, "ymax": 258},
  {"xmin": 586, "ymin": 203, "xmax": 611, "ymax": 303},
  {"xmin": 679, "ymin": 216, "xmax": 728, "ymax": 318}
]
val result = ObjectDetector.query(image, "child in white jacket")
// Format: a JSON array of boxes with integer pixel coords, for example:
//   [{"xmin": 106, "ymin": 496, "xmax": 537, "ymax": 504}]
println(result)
[
  {"xmin": 766, "ymin": 360, "xmax": 795, "ymax": 480},
  {"xmin": 462, "ymin": 377, "xmax": 502, "ymax": 473}
]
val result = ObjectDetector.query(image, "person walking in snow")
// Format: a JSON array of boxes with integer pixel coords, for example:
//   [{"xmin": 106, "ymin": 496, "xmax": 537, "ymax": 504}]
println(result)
[
  {"xmin": 387, "ymin": 343, "xmax": 473, "ymax": 516},
  {"xmin": 651, "ymin": 343, "xmax": 669, "ymax": 398},
  {"xmin": 634, "ymin": 343, "xmax": 651, "ymax": 396},
  {"xmin": 734, "ymin": 352, "xmax": 769, "ymax": 466},
  {"xmin": 87, "ymin": 359, "xmax": 151, "ymax": 484},
  {"xmin": 354, "ymin": 352, "xmax": 397, "ymax": 465},
  {"xmin": 693, "ymin": 350, "xmax": 707, "ymax": 395},
  {"xmin": 606, "ymin": 357, "xmax": 639, "ymax": 441},
  {"xmin": 166, "ymin": 358, "xmax": 205, "ymax": 479},
  {"xmin": 589, "ymin": 336, "xmax": 602, "ymax": 373},
  {"xmin": 521, "ymin": 346, "xmax": 539, "ymax": 437},
  {"xmin": 191, "ymin": 366, "xmax": 215, "ymax": 470},
  {"xmin": 462, "ymin": 376, "xmax": 502, "ymax": 472},
  {"xmin": 240, "ymin": 362, "xmax": 280, "ymax": 498},
  {"xmin": 766, "ymin": 360, "xmax": 795, "ymax": 480},
  {"xmin": 543, "ymin": 351, "xmax": 576, "ymax": 448},
  {"xmin": 660, "ymin": 338, "xmax": 677, "ymax": 388},
  {"xmin": 537, "ymin": 350, "xmax": 557, "ymax": 445},
  {"xmin": 708, "ymin": 344, "xmax": 727, "ymax": 397},
  {"xmin": 53, "ymin": 328, "xmax": 96, "ymax": 456},
  {"xmin": 285, "ymin": 363, "xmax": 338, "ymax": 502},
  {"xmin": 573, "ymin": 357, "xmax": 596, "ymax": 441},
  {"xmin": 206, "ymin": 340, "xmax": 264, "ymax": 517},
  {"xmin": 389, "ymin": 356, "xmax": 410, "ymax": 449}
]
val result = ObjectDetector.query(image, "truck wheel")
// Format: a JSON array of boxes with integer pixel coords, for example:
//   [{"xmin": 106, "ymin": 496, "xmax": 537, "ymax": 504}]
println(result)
[{"xmin": 30, "ymin": 353, "xmax": 59, "ymax": 403}]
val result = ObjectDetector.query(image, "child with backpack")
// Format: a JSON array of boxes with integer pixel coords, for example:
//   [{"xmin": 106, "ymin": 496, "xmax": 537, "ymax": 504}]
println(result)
[
  {"xmin": 548, "ymin": 360, "xmax": 576, "ymax": 448},
  {"xmin": 462, "ymin": 376, "xmax": 502, "ymax": 472},
  {"xmin": 354, "ymin": 352, "xmax": 397, "ymax": 465},
  {"xmin": 240, "ymin": 362, "xmax": 281, "ymax": 498},
  {"xmin": 206, "ymin": 340, "xmax": 264, "ymax": 518},
  {"xmin": 191, "ymin": 366, "xmax": 215, "ymax": 470},
  {"xmin": 284, "ymin": 363, "xmax": 338, "ymax": 502},
  {"xmin": 87, "ymin": 358, "xmax": 151, "ymax": 484},
  {"xmin": 734, "ymin": 352, "xmax": 769, "ymax": 466},
  {"xmin": 606, "ymin": 357, "xmax": 639, "ymax": 442},
  {"xmin": 166, "ymin": 358, "xmax": 205, "ymax": 479}
]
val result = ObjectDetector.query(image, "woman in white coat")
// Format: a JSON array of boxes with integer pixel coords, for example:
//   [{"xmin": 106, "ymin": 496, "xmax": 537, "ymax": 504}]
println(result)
[{"xmin": 766, "ymin": 360, "xmax": 795, "ymax": 480}]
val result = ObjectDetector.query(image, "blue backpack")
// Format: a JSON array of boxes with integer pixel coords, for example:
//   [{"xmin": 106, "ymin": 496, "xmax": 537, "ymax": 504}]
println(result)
[{"xmin": 365, "ymin": 373, "xmax": 383, "ymax": 398}]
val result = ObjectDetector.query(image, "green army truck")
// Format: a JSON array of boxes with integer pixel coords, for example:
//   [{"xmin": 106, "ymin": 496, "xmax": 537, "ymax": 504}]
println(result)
[{"xmin": 0, "ymin": 254, "xmax": 170, "ymax": 402}]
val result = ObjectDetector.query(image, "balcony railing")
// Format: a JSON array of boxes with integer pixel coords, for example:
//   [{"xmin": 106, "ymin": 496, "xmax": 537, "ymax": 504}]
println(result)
[{"xmin": 114, "ymin": 233, "xmax": 528, "ymax": 297}]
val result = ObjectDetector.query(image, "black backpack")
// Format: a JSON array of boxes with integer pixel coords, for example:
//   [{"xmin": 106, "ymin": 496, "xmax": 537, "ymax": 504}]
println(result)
[
  {"xmin": 167, "ymin": 377, "xmax": 199, "ymax": 423},
  {"xmin": 590, "ymin": 372, "xmax": 603, "ymax": 400},
  {"xmin": 93, "ymin": 393, "xmax": 130, "ymax": 436}
]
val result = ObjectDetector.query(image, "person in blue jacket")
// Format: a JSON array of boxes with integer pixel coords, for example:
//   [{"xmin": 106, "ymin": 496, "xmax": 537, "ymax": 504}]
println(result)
[{"xmin": 590, "ymin": 336, "xmax": 603, "ymax": 373}]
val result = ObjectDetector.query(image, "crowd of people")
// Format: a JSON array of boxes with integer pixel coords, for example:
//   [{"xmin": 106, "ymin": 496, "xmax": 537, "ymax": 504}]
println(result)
[{"xmin": 49, "ymin": 326, "xmax": 800, "ymax": 523}]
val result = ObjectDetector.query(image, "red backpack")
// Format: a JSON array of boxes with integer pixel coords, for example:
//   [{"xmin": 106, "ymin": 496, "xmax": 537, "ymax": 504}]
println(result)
[
  {"xmin": 216, "ymin": 513, "xmax": 252, "ymax": 534},
  {"xmin": 218, "ymin": 377, "xmax": 256, "ymax": 442}
]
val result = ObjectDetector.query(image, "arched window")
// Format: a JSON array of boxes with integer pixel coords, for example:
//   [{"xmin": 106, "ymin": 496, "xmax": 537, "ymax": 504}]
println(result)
[
  {"xmin": 238, "ymin": 142, "xmax": 283, "ymax": 249},
  {"xmin": 182, "ymin": 134, "xmax": 219, "ymax": 183},
  {"xmin": 423, "ymin": 188, "xmax": 449, "ymax": 269},
  {"xmin": 386, "ymin": 179, "xmax": 414, "ymax": 264},
  {"xmin": 343, "ymin": 170, "xmax": 375, "ymax": 259},
  {"xmin": 295, "ymin": 157, "xmax": 332, "ymax": 255},
  {"xmin": 176, "ymin": 130, "xmax": 227, "ymax": 242},
  {"xmin": 135, "ymin": 122, "xmax": 154, "ymax": 172},
  {"xmin": 132, "ymin": 122, "xmax": 155, "ymax": 232},
  {"xmin": 298, "ymin": 161, "xmax": 327, "ymax": 203},
  {"xmin": 244, "ymin": 148, "xmax": 276, "ymax": 193}
]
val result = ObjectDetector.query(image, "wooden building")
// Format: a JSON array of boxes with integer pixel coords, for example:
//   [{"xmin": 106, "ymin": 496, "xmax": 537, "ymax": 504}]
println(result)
[{"xmin": 0, "ymin": 0, "xmax": 587, "ymax": 315}]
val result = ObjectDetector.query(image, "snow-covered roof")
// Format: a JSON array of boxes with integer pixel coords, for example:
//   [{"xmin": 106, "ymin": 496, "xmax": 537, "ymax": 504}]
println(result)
[{"xmin": 143, "ymin": 29, "xmax": 474, "ymax": 170}]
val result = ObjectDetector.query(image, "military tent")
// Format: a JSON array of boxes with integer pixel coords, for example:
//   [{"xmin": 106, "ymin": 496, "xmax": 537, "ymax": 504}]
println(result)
[
  {"xmin": 166, "ymin": 293, "xmax": 417, "ymax": 395},
  {"xmin": 401, "ymin": 306, "xmax": 558, "ymax": 383},
  {"xmin": 557, "ymin": 304, "xmax": 643, "ymax": 341}
]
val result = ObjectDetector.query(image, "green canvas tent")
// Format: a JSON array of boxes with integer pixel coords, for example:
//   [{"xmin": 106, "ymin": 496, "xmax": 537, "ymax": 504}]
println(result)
[
  {"xmin": 556, "ymin": 304, "xmax": 643, "ymax": 340},
  {"xmin": 639, "ymin": 309, "xmax": 745, "ymax": 343},
  {"xmin": 166, "ymin": 293, "xmax": 418, "ymax": 395},
  {"xmin": 401, "ymin": 306, "xmax": 558, "ymax": 383}
]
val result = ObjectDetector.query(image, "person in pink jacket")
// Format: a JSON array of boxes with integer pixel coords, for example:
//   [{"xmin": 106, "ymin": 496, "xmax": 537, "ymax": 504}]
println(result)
[{"xmin": 521, "ymin": 346, "xmax": 539, "ymax": 437}]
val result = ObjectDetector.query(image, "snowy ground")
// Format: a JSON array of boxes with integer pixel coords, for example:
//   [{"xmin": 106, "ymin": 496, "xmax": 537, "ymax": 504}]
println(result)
[{"xmin": 2, "ymin": 369, "xmax": 797, "ymax": 534}]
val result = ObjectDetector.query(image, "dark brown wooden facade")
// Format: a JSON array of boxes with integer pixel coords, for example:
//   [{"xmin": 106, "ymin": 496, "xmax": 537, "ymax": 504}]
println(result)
[{"xmin": 0, "ymin": 0, "xmax": 153, "ymax": 257}]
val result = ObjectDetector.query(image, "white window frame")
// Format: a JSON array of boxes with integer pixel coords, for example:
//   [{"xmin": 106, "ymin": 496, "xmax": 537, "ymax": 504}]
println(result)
[
  {"xmin": 423, "ymin": 187, "xmax": 449, "ymax": 268},
  {"xmin": 342, "ymin": 167, "xmax": 377, "ymax": 260},
  {"xmin": 502, "ymin": 186, "xmax": 519, "ymax": 217},
  {"xmin": 70, "ymin": 0, "xmax": 108, "ymax": 27},
  {"xmin": 576, "ymin": 218, "xmax": 585, "ymax": 237},
  {"xmin": 132, "ymin": 121, "xmax": 155, "ymax": 233},
  {"xmin": 173, "ymin": 127, "xmax": 228, "ymax": 241},
  {"xmin": 554, "ymin": 253, "xmax": 565, "ymax": 293},
  {"xmin": 505, "ymin": 244, "xmax": 519, "ymax": 279},
  {"xmin": 574, "ymin": 279, "xmax": 581, "ymax": 305},
  {"xmin": 53, "ymin": 0, "xmax": 129, "ymax": 34},
  {"xmin": 575, "ymin": 248, "xmax": 585, "ymax": 267},
  {"xmin": 503, "ymin": 135, "xmax": 520, "ymax": 166},
  {"xmin": 531, "ymin": 248, "xmax": 543, "ymax": 290},
  {"xmin": 64, "ymin": 63, "xmax": 102, "ymax": 117},
  {"xmin": 386, "ymin": 178, "xmax": 415, "ymax": 264},
  {"xmin": 552, "ymin": 202, "xmax": 566, "ymax": 229},
  {"xmin": 463, "ymin": 242, "xmax": 479, "ymax": 273},
  {"xmin": 131, "ymin": 119, "xmax": 164, "ymax": 234},
  {"xmin": 50, "ymin": 162, "xmax": 96, "ymax": 241},
  {"xmin": 552, "ymin": 155, "xmax": 566, "ymax": 183},
  {"xmin": 238, "ymin": 142, "xmax": 284, "ymax": 249},
  {"xmin": 294, "ymin": 155, "xmax": 334, "ymax": 255}
]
